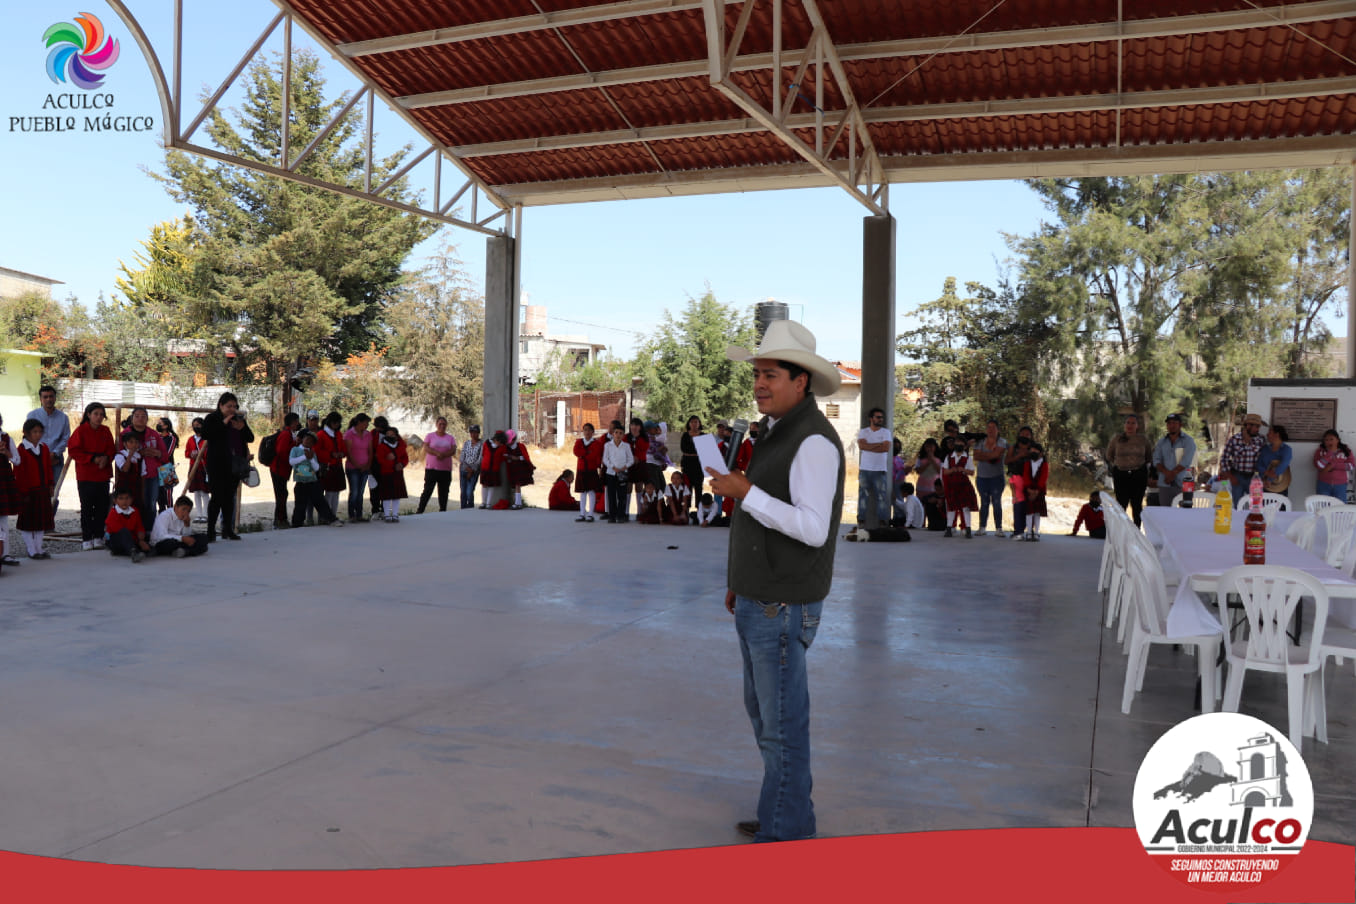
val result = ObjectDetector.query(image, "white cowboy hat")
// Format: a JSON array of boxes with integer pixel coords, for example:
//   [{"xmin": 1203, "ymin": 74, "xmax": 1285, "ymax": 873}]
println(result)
[{"xmin": 726, "ymin": 320, "xmax": 841, "ymax": 397}]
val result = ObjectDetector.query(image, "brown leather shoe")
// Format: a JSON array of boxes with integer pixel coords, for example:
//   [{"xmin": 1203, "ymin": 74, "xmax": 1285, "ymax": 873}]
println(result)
[{"xmin": 736, "ymin": 820, "xmax": 759, "ymax": 839}]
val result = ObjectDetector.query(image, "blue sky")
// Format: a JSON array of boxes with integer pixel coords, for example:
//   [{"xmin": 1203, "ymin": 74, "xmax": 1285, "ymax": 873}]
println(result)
[{"xmin": 0, "ymin": 0, "xmax": 1053, "ymax": 362}]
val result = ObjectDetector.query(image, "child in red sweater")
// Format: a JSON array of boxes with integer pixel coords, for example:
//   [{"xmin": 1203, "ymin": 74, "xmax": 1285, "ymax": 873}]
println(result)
[
  {"xmin": 1070, "ymin": 491, "xmax": 1106, "ymax": 539},
  {"xmin": 14, "ymin": 418, "xmax": 55, "ymax": 559},
  {"xmin": 105, "ymin": 488, "xmax": 153, "ymax": 562},
  {"xmin": 549, "ymin": 470, "xmax": 579, "ymax": 511}
]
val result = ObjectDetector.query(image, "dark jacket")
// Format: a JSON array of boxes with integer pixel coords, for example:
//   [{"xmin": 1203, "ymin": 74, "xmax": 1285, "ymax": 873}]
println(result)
[{"xmin": 201, "ymin": 410, "xmax": 255, "ymax": 481}]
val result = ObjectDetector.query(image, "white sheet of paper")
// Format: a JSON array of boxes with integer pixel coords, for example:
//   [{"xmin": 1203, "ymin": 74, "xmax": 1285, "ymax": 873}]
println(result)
[{"xmin": 694, "ymin": 433, "xmax": 729, "ymax": 475}]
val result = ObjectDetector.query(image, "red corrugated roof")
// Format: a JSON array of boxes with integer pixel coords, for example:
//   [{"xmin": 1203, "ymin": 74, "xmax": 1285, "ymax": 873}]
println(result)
[{"xmin": 280, "ymin": 0, "xmax": 1356, "ymax": 206}]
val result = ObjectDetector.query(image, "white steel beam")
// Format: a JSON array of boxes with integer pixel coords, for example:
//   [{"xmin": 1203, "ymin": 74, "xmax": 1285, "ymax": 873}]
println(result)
[
  {"xmin": 338, "ymin": 0, "xmax": 742, "ymax": 58},
  {"xmin": 447, "ymin": 76, "xmax": 1356, "ymax": 157},
  {"xmin": 396, "ymin": 0, "xmax": 1356, "ymax": 108}
]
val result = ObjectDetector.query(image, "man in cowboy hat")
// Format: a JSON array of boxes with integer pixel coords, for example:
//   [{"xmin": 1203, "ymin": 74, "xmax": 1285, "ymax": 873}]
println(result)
[
  {"xmin": 706, "ymin": 319, "xmax": 845, "ymax": 844},
  {"xmin": 1218, "ymin": 412, "xmax": 1266, "ymax": 506}
]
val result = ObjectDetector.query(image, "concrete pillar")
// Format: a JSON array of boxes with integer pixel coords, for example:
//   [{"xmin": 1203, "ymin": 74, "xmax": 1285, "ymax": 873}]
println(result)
[
  {"xmin": 484, "ymin": 234, "xmax": 518, "ymax": 435},
  {"xmin": 1348, "ymin": 163, "xmax": 1355, "ymax": 378},
  {"xmin": 860, "ymin": 214, "xmax": 896, "ymax": 530},
  {"xmin": 861, "ymin": 214, "xmax": 897, "ymax": 426}
]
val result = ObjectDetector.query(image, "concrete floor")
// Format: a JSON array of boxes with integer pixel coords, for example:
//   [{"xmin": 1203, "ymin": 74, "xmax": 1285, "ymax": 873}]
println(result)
[{"xmin": 0, "ymin": 511, "xmax": 1353, "ymax": 869}]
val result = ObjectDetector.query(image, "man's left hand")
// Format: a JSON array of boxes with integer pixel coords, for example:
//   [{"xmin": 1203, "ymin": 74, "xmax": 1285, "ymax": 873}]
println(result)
[
  {"xmin": 707, "ymin": 467, "xmax": 750, "ymax": 500},
  {"xmin": 724, "ymin": 590, "xmax": 736, "ymax": 614}
]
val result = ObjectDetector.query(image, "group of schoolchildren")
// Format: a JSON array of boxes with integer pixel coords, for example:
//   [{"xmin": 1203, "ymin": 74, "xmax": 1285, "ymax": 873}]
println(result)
[
  {"xmin": 548, "ymin": 418, "xmax": 748, "ymax": 526},
  {"xmin": 0, "ymin": 396, "xmax": 209, "ymax": 573}
]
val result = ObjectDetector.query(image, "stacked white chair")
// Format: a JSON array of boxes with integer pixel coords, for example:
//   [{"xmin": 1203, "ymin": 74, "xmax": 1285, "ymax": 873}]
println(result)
[
  {"xmin": 1120, "ymin": 544, "xmax": 1222, "ymax": 715},
  {"xmin": 1171, "ymin": 493, "xmax": 1215, "ymax": 509},
  {"xmin": 1284, "ymin": 514, "xmax": 1318, "ymax": 553},
  {"xmin": 1306, "ymin": 494, "xmax": 1341, "ymax": 514},
  {"xmin": 1219, "ymin": 565, "xmax": 1330, "ymax": 748},
  {"xmin": 1317, "ymin": 505, "xmax": 1356, "ymax": 566},
  {"xmin": 1100, "ymin": 492, "xmax": 1133, "ymax": 630},
  {"xmin": 1233, "ymin": 492, "xmax": 1289, "ymax": 515}
]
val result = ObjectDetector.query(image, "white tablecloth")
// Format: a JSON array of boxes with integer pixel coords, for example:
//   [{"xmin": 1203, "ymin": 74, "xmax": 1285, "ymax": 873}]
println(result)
[{"xmin": 1141, "ymin": 507, "xmax": 1356, "ymax": 636}]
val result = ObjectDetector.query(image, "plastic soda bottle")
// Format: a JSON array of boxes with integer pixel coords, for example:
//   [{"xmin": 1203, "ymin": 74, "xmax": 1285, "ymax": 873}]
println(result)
[
  {"xmin": 1179, "ymin": 469, "xmax": 1195, "ymax": 507},
  {"xmin": 1214, "ymin": 486, "xmax": 1232, "ymax": 534},
  {"xmin": 1243, "ymin": 474, "xmax": 1266, "ymax": 564}
]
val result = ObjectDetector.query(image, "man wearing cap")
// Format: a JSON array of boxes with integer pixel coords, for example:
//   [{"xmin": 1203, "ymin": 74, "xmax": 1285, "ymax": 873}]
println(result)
[
  {"xmin": 1152, "ymin": 413, "xmax": 1197, "ymax": 507},
  {"xmin": 305, "ymin": 410, "xmax": 321, "ymax": 435},
  {"xmin": 706, "ymin": 320, "xmax": 845, "ymax": 844},
  {"xmin": 459, "ymin": 426, "xmax": 484, "ymax": 509},
  {"xmin": 1218, "ymin": 413, "xmax": 1266, "ymax": 506}
]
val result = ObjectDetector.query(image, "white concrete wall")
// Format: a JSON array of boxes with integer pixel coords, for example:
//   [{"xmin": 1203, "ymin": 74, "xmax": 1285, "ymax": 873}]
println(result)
[
  {"xmin": 1248, "ymin": 378, "xmax": 1356, "ymax": 502},
  {"xmin": 817, "ymin": 385, "xmax": 862, "ymax": 456}
]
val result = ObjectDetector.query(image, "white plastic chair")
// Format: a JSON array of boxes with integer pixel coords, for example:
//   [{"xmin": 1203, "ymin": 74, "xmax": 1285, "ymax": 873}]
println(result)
[
  {"xmin": 1121, "ymin": 544, "xmax": 1221, "ymax": 715},
  {"xmin": 1305, "ymin": 494, "xmax": 1341, "ymax": 514},
  {"xmin": 1284, "ymin": 514, "xmax": 1317, "ymax": 553},
  {"xmin": 1097, "ymin": 490, "xmax": 1121, "ymax": 597},
  {"xmin": 1234, "ymin": 492, "xmax": 1289, "ymax": 514},
  {"xmin": 1170, "ymin": 493, "xmax": 1215, "ymax": 509},
  {"xmin": 1218, "ymin": 565, "xmax": 1330, "ymax": 747},
  {"xmin": 1318, "ymin": 505, "xmax": 1356, "ymax": 566}
]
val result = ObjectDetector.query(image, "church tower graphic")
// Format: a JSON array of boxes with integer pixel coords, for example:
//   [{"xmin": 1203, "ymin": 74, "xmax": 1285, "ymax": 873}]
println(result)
[{"xmin": 1231, "ymin": 733, "xmax": 1293, "ymax": 807}]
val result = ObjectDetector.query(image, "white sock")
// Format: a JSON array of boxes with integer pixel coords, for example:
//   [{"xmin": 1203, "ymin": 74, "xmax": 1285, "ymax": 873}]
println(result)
[
  {"xmin": 514, "ymin": 491, "xmax": 523, "ymax": 505},
  {"xmin": 23, "ymin": 531, "xmax": 43, "ymax": 556},
  {"xmin": 481, "ymin": 486, "xmax": 491, "ymax": 505},
  {"xmin": 1030, "ymin": 515, "xmax": 1041, "ymax": 534},
  {"xmin": 385, "ymin": 500, "xmax": 396, "ymax": 517},
  {"xmin": 960, "ymin": 508, "xmax": 971, "ymax": 529},
  {"xmin": 194, "ymin": 491, "xmax": 208, "ymax": 514},
  {"xmin": 945, "ymin": 509, "xmax": 955, "ymax": 528},
  {"xmin": 580, "ymin": 491, "xmax": 594, "ymax": 515}
]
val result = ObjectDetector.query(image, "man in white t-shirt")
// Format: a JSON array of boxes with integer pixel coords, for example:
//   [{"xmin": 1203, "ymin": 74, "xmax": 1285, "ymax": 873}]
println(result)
[{"xmin": 856, "ymin": 407, "xmax": 892, "ymax": 528}]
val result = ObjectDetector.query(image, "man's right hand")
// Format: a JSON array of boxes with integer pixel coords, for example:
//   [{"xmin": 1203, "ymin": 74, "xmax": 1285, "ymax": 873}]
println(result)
[{"xmin": 725, "ymin": 590, "xmax": 736, "ymax": 614}]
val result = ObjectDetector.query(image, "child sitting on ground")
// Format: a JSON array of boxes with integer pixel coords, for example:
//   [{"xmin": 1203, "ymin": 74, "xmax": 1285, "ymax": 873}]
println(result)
[
  {"xmin": 695, "ymin": 492, "xmax": 721, "ymax": 527},
  {"xmin": 1070, "ymin": 491, "xmax": 1106, "ymax": 539},
  {"xmin": 105, "ymin": 488, "xmax": 153, "ymax": 562},
  {"xmin": 666, "ymin": 471, "xmax": 691, "ymax": 525},
  {"xmin": 896, "ymin": 481, "xmax": 925, "ymax": 529},
  {"xmin": 114, "ymin": 431, "xmax": 145, "ymax": 525},
  {"xmin": 151, "ymin": 496, "xmax": 209, "ymax": 557},
  {"xmin": 636, "ymin": 482, "xmax": 661, "ymax": 524},
  {"xmin": 550, "ymin": 469, "xmax": 580, "ymax": 512}
]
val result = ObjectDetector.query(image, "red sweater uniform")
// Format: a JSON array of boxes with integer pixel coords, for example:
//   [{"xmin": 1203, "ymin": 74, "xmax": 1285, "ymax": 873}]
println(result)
[
  {"xmin": 271, "ymin": 428, "xmax": 298, "ymax": 479},
  {"xmin": 548, "ymin": 478, "xmax": 578, "ymax": 511},
  {"xmin": 573, "ymin": 436, "xmax": 604, "ymax": 494},
  {"xmin": 104, "ymin": 505, "xmax": 146, "ymax": 537},
  {"xmin": 373, "ymin": 437, "xmax": 409, "ymax": 500},
  {"xmin": 67, "ymin": 423, "xmax": 117, "ymax": 482},
  {"xmin": 185, "ymin": 434, "xmax": 210, "ymax": 492},
  {"xmin": 15, "ymin": 442, "xmax": 56, "ymax": 531},
  {"xmin": 314, "ymin": 428, "xmax": 347, "ymax": 491}
]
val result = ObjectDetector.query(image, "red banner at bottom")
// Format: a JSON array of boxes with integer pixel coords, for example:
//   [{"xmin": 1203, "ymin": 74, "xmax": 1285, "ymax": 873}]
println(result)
[{"xmin": 4, "ymin": 828, "xmax": 1353, "ymax": 903}]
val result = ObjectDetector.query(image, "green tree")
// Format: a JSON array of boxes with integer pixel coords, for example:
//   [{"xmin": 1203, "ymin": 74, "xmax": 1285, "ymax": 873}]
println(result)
[
  {"xmin": 129, "ymin": 49, "xmax": 436, "ymax": 386},
  {"xmin": 529, "ymin": 349, "xmax": 634, "ymax": 393},
  {"xmin": 635, "ymin": 289, "xmax": 759, "ymax": 428}
]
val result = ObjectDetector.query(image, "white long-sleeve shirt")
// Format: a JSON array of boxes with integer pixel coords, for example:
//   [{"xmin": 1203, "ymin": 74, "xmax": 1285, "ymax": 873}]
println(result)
[
  {"xmin": 150, "ymin": 508, "xmax": 191, "ymax": 545},
  {"xmin": 739, "ymin": 421, "xmax": 839, "ymax": 548},
  {"xmin": 602, "ymin": 439, "xmax": 634, "ymax": 475}
]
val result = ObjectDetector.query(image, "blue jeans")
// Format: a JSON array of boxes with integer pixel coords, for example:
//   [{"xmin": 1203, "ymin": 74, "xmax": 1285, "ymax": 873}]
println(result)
[
  {"xmin": 1317, "ymin": 480, "xmax": 1348, "ymax": 502},
  {"xmin": 857, "ymin": 469, "xmax": 889, "ymax": 526},
  {"xmin": 735, "ymin": 595, "xmax": 822, "ymax": 843},
  {"xmin": 460, "ymin": 468, "xmax": 480, "ymax": 509},
  {"xmin": 346, "ymin": 468, "xmax": 369, "ymax": 519},
  {"xmin": 975, "ymin": 475, "xmax": 1005, "ymax": 531}
]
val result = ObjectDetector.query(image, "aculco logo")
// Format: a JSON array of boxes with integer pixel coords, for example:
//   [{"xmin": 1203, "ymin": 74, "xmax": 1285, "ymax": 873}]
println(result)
[{"xmin": 1148, "ymin": 808, "xmax": 1304, "ymax": 847}]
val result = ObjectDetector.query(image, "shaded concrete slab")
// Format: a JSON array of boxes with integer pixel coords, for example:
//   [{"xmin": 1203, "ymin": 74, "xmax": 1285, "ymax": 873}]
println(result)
[{"xmin": 0, "ymin": 511, "xmax": 1352, "ymax": 870}]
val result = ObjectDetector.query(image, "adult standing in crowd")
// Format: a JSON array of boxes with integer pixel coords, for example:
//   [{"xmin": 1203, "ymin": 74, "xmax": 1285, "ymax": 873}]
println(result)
[
  {"xmin": 270, "ymin": 412, "xmax": 301, "ymax": 528},
  {"xmin": 708, "ymin": 320, "xmax": 845, "ymax": 845},
  {"xmin": 1257, "ymin": 424, "xmax": 1293, "ymax": 497},
  {"xmin": 971, "ymin": 419, "xmax": 1007, "ymax": 537},
  {"xmin": 1218, "ymin": 413, "xmax": 1267, "ymax": 506},
  {"xmin": 855, "ymin": 407, "xmax": 891, "ymax": 529},
  {"xmin": 28, "ymin": 385, "xmax": 70, "ymax": 509},
  {"xmin": 343, "ymin": 413, "xmax": 372, "ymax": 521},
  {"xmin": 458, "ymin": 425, "xmax": 483, "ymax": 510},
  {"xmin": 1152, "ymin": 413, "xmax": 1197, "ymax": 506},
  {"xmin": 122, "ymin": 407, "xmax": 166, "ymax": 525},
  {"xmin": 419, "ymin": 416, "xmax": 458, "ymax": 514},
  {"xmin": 679, "ymin": 416, "xmax": 707, "ymax": 516},
  {"xmin": 1105, "ymin": 414, "xmax": 1152, "ymax": 527},
  {"xmin": 201, "ymin": 392, "xmax": 253, "ymax": 541},
  {"xmin": 67, "ymin": 402, "xmax": 117, "ymax": 550}
]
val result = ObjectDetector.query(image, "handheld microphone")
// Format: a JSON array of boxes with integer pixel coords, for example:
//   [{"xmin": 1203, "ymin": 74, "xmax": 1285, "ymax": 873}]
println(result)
[{"xmin": 725, "ymin": 418, "xmax": 749, "ymax": 469}]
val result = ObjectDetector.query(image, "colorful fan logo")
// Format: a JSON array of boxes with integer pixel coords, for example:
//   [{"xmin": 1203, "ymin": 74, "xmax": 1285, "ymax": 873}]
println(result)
[{"xmin": 43, "ymin": 12, "xmax": 120, "ymax": 90}]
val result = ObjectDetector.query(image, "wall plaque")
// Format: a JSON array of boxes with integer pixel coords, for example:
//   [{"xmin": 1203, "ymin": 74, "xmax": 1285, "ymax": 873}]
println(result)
[{"xmin": 1268, "ymin": 398, "xmax": 1337, "ymax": 442}]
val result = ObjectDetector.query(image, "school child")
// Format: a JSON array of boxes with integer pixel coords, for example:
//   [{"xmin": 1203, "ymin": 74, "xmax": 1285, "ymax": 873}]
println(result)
[
  {"xmin": 572, "ymin": 424, "xmax": 604, "ymax": 522},
  {"xmin": 105, "ymin": 488, "xmax": 153, "ymax": 562},
  {"xmin": 114, "ymin": 432, "xmax": 146, "ymax": 527},
  {"xmin": 550, "ymin": 470, "xmax": 580, "ymax": 511},
  {"xmin": 941, "ymin": 441, "xmax": 979, "ymax": 538},
  {"xmin": 184, "ymin": 417, "xmax": 210, "ymax": 521},
  {"xmin": 68, "ymin": 402, "xmax": 118, "ymax": 550},
  {"xmin": 503, "ymin": 428, "xmax": 534, "ymax": 510},
  {"xmin": 373, "ymin": 425, "xmax": 409, "ymax": 522},
  {"xmin": 315, "ymin": 411, "xmax": 348, "ymax": 520},
  {"xmin": 0, "ymin": 414, "xmax": 21, "ymax": 572},
  {"xmin": 635, "ymin": 482, "xmax": 661, "ymax": 524},
  {"xmin": 897, "ymin": 481, "xmax": 925, "ymax": 529},
  {"xmin": 14, "ymin": 419, "xmax": 55, "ymax": 559},
  {"xmin": 695, "ymin": 492, "xmax": 721, "ymax": 527},
  {"xmin": 1019, "ymin": 444, "xmax": 1050, "ymax": 541},
  {"xmin": 367, "ymin": 415, "xmax": 390, "ymax": 518},
  {"xmin": 290, "ymin": 430, "xmax": 340, "ymax": 527},
  {"xmin": 666, "ymin": 472, "xmax": 691, "ymax": 525},
  {"xmin": 479, "ymin": 429, "xmax": 507, "ymax": 508},
  {"xmin": 1070, "ymin": 491, "xmax": 1106, "ymax": 539},
  {"xmin": 151, "ymin": 496, "xmax": 209, "ymax": 557}
]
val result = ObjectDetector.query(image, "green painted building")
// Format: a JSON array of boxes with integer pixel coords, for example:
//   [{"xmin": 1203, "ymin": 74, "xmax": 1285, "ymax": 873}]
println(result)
[{"xmin": 0, "ymin": 348, "xmax": 43, "ymax": 440}]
